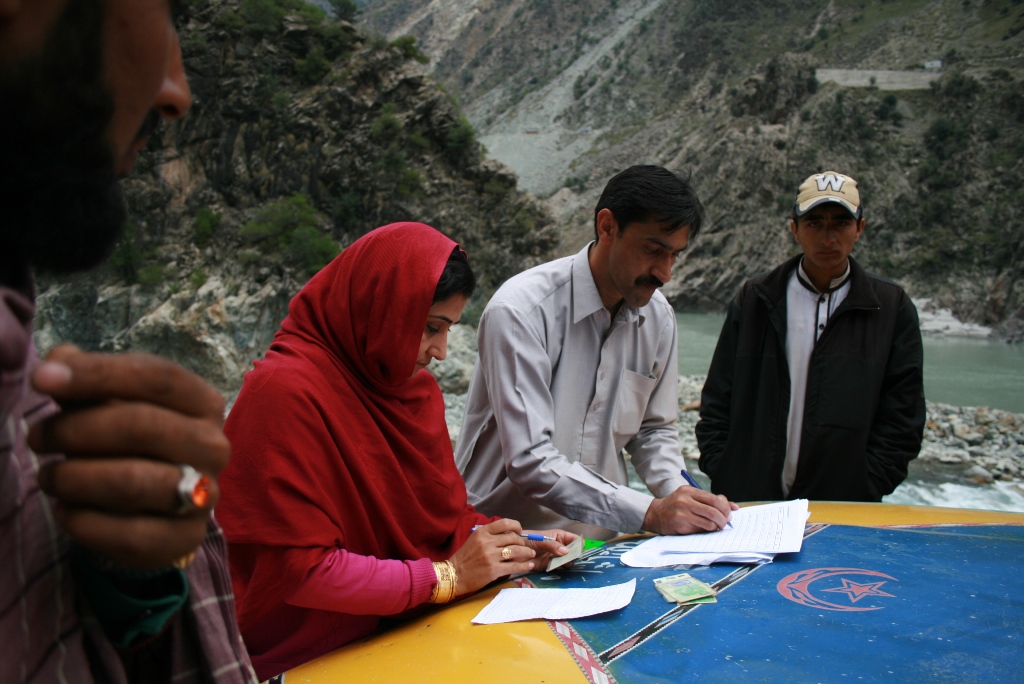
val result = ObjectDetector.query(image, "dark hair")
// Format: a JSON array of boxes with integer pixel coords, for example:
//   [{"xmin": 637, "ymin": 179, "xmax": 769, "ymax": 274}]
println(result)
[
  {"xmin": 432, "ymin": 247, "xmax": 476, "ymax": 303},
  {"xmin": 593, "ymin": 165, "xmax": 705, "ymax": 240}
]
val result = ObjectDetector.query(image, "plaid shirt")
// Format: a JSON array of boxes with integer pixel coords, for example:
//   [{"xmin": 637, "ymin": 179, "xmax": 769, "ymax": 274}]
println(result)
[{"xmin": 1, "ymin": 278, "xmax": 256, "ymax": 683}]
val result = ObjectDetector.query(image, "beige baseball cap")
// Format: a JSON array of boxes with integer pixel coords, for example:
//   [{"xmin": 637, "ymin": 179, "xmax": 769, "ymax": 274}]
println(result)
[{"xmin": 794, "ymin": 171, "xmax": 861, "ymax": 219}]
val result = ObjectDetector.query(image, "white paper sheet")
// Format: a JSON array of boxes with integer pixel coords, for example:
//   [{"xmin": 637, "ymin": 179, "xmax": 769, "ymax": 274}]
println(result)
[
  {"xmin": 623, "ymin": 552, "xmax": 775, "ymax": 568},
  {"xmin": 471, "ymin": 579, "xmax": 636, "ymax": 624},
  {"xmin": 620, "ymin": 500, "xmax": 810, "ymax": 568}
]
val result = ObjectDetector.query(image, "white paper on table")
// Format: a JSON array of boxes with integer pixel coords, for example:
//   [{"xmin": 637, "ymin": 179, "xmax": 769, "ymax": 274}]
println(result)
[
  {"xmin": 621, "ymin": 551, "xmax": 775, "ymax": 569},
  {"xmin": 620, "ymin": 500, "xmax": 810, "ymax": 568},
  {"xmin": 471, "ymin": 579, "xmax": 636, "ymax": 624}
]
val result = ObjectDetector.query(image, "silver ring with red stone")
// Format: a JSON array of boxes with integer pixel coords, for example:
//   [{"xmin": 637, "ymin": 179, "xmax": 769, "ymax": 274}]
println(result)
[{"xmin": 176, "ymin": 464, "xmax": 211, "ymax": 515}]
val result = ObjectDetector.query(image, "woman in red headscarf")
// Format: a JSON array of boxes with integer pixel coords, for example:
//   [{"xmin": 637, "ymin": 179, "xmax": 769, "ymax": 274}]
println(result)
[{"xmin": 217, "ymin": 223, "xmax": 574, "ymax": 680}]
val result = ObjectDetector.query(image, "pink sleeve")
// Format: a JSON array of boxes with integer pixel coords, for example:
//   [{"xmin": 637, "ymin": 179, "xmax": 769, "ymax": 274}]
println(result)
[{"xmin": 284, "ymin": 549, "xmax": 436, "ymax": 616}]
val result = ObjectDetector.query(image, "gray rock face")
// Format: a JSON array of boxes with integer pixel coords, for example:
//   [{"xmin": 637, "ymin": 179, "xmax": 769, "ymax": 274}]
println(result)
[
  {"xmin": 33, "ymin": 0, "xmax": 558, "ymax": 400},
  {"xmin": 362, "ymin": 0, "xmax": 1024, "ymax": 341},
  {"xmin": 35, "ymin": 274, "xmax": 295, "ymax": 398}
]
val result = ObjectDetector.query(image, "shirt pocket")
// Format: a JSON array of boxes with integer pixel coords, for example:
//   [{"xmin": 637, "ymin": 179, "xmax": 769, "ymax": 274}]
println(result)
[{"xmin": 611, "ymin": 369, "xmax": 658, "ymax": 439}]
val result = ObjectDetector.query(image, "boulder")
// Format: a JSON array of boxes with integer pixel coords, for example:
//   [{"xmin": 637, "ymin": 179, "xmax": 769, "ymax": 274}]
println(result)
[{"xmin": 964, "ymin": 465, "xmax": 994, "ymax": 484}]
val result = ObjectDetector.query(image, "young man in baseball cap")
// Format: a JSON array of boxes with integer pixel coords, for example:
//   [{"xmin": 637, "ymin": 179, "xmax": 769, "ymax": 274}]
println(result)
[{"xmin": 696, "ymin": 171, "xmax": 925, "ymax": 502}]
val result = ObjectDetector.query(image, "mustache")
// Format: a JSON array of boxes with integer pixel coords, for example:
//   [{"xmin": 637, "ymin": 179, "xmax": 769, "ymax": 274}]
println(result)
[
  {"xmin": 133, "ymin": 108, "xmax": 161, "ymax": 145},
  {"xmin": 635, "ymin": 275, "xmax": 664, "ymax": 288}
]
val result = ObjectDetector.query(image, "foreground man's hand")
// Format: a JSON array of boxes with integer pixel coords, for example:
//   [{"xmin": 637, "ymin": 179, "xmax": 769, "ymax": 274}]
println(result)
[
  {"xmin": 29, "ymin": 345, "xmax": 229, "ymax": 569},
  {"xmin": 642, "ymin": 486, "xmax": 739, "ymax": 535}
]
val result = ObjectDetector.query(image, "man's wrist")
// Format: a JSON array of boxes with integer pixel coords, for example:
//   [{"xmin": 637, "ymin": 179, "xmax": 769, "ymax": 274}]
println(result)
[{"xmin": 616, "ymin": 486, "xmax": 656, "ymax": 534}]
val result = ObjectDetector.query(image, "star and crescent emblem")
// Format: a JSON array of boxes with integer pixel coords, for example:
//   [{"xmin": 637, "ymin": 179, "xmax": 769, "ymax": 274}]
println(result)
[{"xmin": 777, "ymin": 567, "xmax": 897, "ymax": 611}]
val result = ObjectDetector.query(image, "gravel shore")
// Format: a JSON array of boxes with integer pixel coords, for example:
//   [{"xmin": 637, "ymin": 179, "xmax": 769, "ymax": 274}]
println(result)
[{"xmin": 674, "ymin": 375, "xmax": 1024, "ymax": 485}]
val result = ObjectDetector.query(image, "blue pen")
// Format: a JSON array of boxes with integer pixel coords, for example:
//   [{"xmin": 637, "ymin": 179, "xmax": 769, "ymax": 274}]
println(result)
[
  {"xmin": 471, "ymin": 525, "xmax": 556, "ymax": 542},
  {"xmin": 681, "ymin": 469, "xmax": 734, "ymax": 530}
]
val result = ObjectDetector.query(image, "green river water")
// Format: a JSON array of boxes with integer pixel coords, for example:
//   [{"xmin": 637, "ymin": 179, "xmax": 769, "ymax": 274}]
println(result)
[{"xmin": 676, "ymin": 313, "xmax": 1024, "ymax": 413}]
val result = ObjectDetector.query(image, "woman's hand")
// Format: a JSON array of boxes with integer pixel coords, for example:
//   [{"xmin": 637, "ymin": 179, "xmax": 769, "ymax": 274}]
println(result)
[
  {"xmin": 523, "ymin": 529, "xmax": 578, "ymax": 570},
  {"xmin": 448, "ymin": 519, "xmax": 536, "ymax": 596}
]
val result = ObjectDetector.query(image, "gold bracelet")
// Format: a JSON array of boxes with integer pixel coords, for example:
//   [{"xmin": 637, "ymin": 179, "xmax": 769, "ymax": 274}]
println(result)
[
  {"xmin": 428, "ymin": 560, "xmax": 459, "ymax": 604},
  {"xmin": 438, "ymin": 560, "xmax": 457, "ymax": 603}
]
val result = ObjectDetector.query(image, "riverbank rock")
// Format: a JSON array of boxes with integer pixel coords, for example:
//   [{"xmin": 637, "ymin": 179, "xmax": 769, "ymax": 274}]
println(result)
[{"xmin": 921, "ymin": 401, "xmax": 1024, "ymax": 481}]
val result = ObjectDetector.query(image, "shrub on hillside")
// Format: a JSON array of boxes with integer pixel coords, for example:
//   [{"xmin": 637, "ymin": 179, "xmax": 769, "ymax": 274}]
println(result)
[
  {"xmin": 137, "ymin": 264, "xmax": 168, "ymax": 292},
  {"xmin": 242, "ymin": 0, "xmax": 284, "ymax": 32},
  {"xmin": 287, "ymin": 225, "xmax": 340, "ymax": 275},
  {"xmin": 328, "ymin": 0, "xmax": 358, "ymax": 22},
  {"xmin": 371, "ymin": 103, "xmax": 403, "ymax": 141},
  {"xmin": 940, "ymin": 73, "xmax": 981, "ymax": 100},
  {"xmin": 295, "ymin": 46, "xmax": 331, "ymax": 85},
  {"xmin": 109, "ymin": 222, "xmax": 143, "ymax": 284},
  {"xmin": 194, "ymin": 208, "xmax": 221, "ymax": 248},
  {"xmin": 446, "ymin": 116, "xmax": 477, "ymax": 163},
  {"xmin": 332, "ymin": 192, "xmax": 363, "ymax": 231},
  {"xmin": 924, "ymin": 117, "xmax": 968, "ymax": 161},
  {"xmin": 875, "ymin": 94, "xmax": 903, "ymax": 125},
  {"xmin": 241, "ymin": 193, "xmax": 339, "ymax": 275},
  {"xmin": 391, "ymin": 35, "xmax": 429, "ymax": 64}
]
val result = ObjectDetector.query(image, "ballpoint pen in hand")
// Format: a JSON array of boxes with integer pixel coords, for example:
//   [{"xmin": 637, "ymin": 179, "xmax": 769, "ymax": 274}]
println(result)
[
  {"xmin": 681, "ymin": 469, "xmax": 734, "ymax": 530},
  {"xmin": 470, "ymin": 525, "xmax": 557, "ymax": 542}
]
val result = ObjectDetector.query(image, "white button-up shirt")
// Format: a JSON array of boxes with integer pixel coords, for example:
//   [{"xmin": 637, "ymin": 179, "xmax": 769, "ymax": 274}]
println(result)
[
  {"xmin": 782, "ymin": 260, "xmax": 852, "ymax": 495},
  {"xmin": 455, "ymin": 243, "xmax": 686, "ymax": 537}
]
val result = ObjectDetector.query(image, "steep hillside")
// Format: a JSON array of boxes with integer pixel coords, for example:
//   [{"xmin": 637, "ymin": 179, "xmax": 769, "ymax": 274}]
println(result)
[
  {"xmin": 33, "ymin": 0, "xmax": 558, "ymax": 398},
  {"xmin": 362, "ymin": 0, "xmax": 1024, "ymax": 340}
]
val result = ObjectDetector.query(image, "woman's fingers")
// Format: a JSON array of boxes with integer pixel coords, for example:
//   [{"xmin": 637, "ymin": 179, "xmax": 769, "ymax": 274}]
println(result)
[
  {"xmin": 450, "ymin": 523, "xmax": 541, "ymax": 595},
  {"xmin": 496, "ymin": 541, "xmax": 535, "ymax": 563},
  {"xmin": 479, "ymin": 518, "xmax": 524, "ymax": 537}
]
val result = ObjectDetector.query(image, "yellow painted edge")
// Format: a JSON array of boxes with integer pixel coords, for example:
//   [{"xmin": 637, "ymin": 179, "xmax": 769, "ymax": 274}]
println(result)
[
  {"xmin": 806, "ymin": 501, "xmax": 1024, "ymax": 526},
  {"xmin": 285, "ymin": 583, "xmax": 589, "ymax": 684}
]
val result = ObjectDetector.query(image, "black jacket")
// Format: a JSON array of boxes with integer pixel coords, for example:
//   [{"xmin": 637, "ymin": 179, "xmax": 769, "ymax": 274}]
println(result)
[{"xmin": 696, "ymin": 255, "xmax": 925, "ymax": 502}]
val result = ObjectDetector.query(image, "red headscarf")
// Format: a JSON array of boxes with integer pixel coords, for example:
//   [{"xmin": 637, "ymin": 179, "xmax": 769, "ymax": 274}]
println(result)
[{"xmin": 218, "ymin": 222, "xmax": 489, "ymax": 628}]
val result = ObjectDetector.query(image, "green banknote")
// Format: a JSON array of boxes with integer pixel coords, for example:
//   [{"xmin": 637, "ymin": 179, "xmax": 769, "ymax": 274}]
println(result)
[{"xmin": 653, "ymin": 573, "xmax": 718, "ymax": 604}]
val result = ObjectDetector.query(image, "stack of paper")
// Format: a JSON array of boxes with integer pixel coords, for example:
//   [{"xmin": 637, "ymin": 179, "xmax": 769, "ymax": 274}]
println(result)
[{"xmin": 621, "ymin": 499, "xmax": 810, "ymax": 568}]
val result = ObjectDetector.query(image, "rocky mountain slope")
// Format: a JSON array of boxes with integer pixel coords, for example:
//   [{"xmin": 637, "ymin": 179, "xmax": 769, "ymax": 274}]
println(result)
[
  {"xmin": 362, "ymin": 0, "xmax": 1024, "ymax": 340},
  {"xmin": 34, "ymin": 0, "xmax": 558, "ymax": 398}
]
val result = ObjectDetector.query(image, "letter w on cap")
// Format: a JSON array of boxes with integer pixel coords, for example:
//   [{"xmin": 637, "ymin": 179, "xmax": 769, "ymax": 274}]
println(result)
[{"xmin": 816, "ymin": 174, "xmax": 845, "ymax": 192}]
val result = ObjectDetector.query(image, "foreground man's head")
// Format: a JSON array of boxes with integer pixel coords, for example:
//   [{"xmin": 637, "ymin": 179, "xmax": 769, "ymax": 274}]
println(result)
[{"xmin": 0, "ymin": 0, "xmax": 191, "ymax": 275}]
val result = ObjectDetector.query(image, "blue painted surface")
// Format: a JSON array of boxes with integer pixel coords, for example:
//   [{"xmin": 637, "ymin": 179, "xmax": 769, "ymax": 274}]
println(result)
[{"xmin": 527, "ymin": 525, "xmax": 1024, "ymax": 682}]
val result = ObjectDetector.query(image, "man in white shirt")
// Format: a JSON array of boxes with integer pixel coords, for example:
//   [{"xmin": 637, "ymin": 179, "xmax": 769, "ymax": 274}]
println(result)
[
  {"xmin": 456, "ymin": 166, "xmax": 736, "ymax": 539},
  {"xmin": 697, "ymin": 171, "xmax": 925, "ymax": 502}
]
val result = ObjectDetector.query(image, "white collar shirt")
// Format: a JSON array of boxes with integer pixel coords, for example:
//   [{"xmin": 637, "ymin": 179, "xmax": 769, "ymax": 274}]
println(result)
[{"xmin": 455, "ymin": 243, "xmax": 686, "ymax": 538}]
